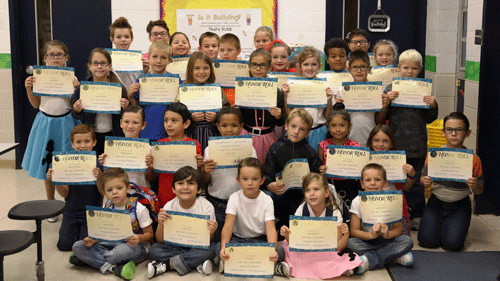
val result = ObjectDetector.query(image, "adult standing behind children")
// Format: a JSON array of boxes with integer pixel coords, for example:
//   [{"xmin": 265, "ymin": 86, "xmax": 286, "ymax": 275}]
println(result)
[{"xmin": 142, "ymin": 20, "xmax": 170, "ymax": 74}]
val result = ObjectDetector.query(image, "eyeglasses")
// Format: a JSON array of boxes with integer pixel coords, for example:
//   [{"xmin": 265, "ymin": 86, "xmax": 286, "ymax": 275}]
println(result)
[
  {"xmin": 151, "ymin": 32, "xmax": 169, "ymax": 38},
  {"xmin": 350, "ymin": 65, "xmax": 369, "ymax": 71},
  {"xmin": 444, "ymin": 127, "xmax": 467, "ymax": 134},
  {"xmin": 250, "ymin": 62, "xmax": 269, "ymax": 69},
  {"xmin": 91, "ymin": 61, "xmax": 109, "ymax": 67},
  {"xmin": 350, "ymin": 40, "xmax": 368, "ymax": 45},
  {"xmin": 46, "ymin": 53, "xmax": 66, "ymax": 59}
]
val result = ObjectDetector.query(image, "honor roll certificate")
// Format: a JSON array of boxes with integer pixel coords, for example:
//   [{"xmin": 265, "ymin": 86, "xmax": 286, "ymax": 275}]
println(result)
[
  {"xmin": 151, "ymin": 141, "xmax": 197, "ymax": 173},
  {"xmin": 369, "ymin": 151, "xmax": 407, "ymax": 183},
  {"xmin": 359, "ymin": 190, "xmax": 403, "ymax": 227},
  {"xmin": 80, "ymin": 81, "xmax": 122, "ymax": 114},
  {"xmin": 224, "ymin": 243, "xmax": 275, "ymax": 278},
  {"xmin": 276, "ymin": 158, "xmax": 310, "ymax": 190},
  {"xmin": 103, "ymin": 137, "xmax": 149, "ymax": 172},
  {"xmin": 32, "ymin": 66, "xmax": 75, "ymax": 97},
  {"xmin": 428, "ymin": 148, "xmax": 473, "ymax": 182},
  {"xmin": 51, "ymin": 151, "xmax": 96, "ymax": 185},
  {"xmin": 326, "ymin": 146, "xmax": 370, "ymax": 179},
  {"xmin": 289, "ymin": 215, "xmax": 337, "ymax": 252},
  {"xmin": 167, "ymin": 55, "xmax": 190, "ymax": 81},
  {"xmin": 138, "ymin": 73, "xmax": 180, "ymax": 105},
  {"xmin": 267, "ymin": 71, "xmax": 298, "ymax": 88},
  {"xmin": 86, "ymin": 206, "xmax": 134, "ymax": 242},
  {"xmin": 368, "ymin": 65, "xmax": 401, "ymax": 88},
  {"xmin": 208, "ymin": 135, "xmax": 253, "ymax": 168},
  {"xmin": 178, "ymin": 84, "xmax": 222, "ymax": 112},
  {"xmin": 213, "ymin": 60, "xmax": 249, "ymax": 88},
  {"xmin": 163, "ymin": 211, "xmax": 210, "ymax": 249},
  {"xmin": 287, "ymin": 77, "xmax": 328, "ymax": 108},
  {"xmin": 235, "ymin": 77, "xmax": 277, "ymax": 109},
  {"xmin": 342, "ymin": 82, "xmax": 383, "ymax": 112},
  {"xmin": 105, "ymin": 49, "xmax": 143, "ymax": 72},
  {"xmin": 391, "ymin": 77, "xmax": 432, "ymax": 108},
  {"xmin": 317, "ymin": 70, "xmax": 353, "ymax": 89}
]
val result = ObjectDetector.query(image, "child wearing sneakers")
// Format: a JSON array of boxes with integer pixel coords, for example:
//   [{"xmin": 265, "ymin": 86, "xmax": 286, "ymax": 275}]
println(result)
[
  {"xmin": 348, "ymin": 164, "xmax": 413, "ymax": 274},
  {"xmin": 216, "ymin": 157, "xmax": 289, "ymax": 277},
  {"xmin": 147, "ymin": 166, "xmax": 217, "ymax": 278},
  {"xmin": 72, "ymin": 168, "xmax": 154, "ymax": 280}
]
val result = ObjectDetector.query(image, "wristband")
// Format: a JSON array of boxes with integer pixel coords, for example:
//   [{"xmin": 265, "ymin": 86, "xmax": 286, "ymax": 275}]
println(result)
[{"xmin": 408, "ymin": 173, "xmax": 419, "ymax": 180}]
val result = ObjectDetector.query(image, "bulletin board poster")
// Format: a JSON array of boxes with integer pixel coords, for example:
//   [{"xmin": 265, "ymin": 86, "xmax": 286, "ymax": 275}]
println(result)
[{"xmin": 161, "ymin": 0, "xmax": 278, "ymax": 60}]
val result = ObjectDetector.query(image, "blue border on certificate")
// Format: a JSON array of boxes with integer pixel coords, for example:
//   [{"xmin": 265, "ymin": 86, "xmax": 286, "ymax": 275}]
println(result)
[
  {"xmin": 268, "ymin": 71, "xmax": 299, "ymax": 76},
  {"xmin": 370, "ymin": 150, "xmax": 407, "ymax": 183},
  {"xmin": 80, "ymin": 81, "xmax": 122, "ymax": 87},
  {"xmin": 163, "ymin": 210, "xmax": 210, "ymax": 249},
  {"xmin": 33, "ymin": 65, "xmax": 75, "ymax": 97},
  {"xmin": 391, "ymin": 77, "xmax": 432, "ymax": 108},
  {"xmin": 275, "ymin": 158, "xmax": 308, "ymax": 178},
  {"xmin": 213, "ymin": 59, "xmax": 248, "ymax": 65},
  {"xmin": 288, "ymin": 215, "xmax": 338, "ymax": 252},
  {"xmin": 287, "ymin": 77, "xmax": 328, "ymax": 108},
  {"xmin": 318, "ymin": 70, "xmax": 350, "ymax": 74},
  {"xmin": 180, "ymin": 84, "xmax": 222, "ymax": 112},
  {"xmin": 208, "ymin": 135, "xmax": 253, "ymax": 168},
  {"xmin": 172, "ymin": 55, "xmax": 190, "ymax": 60},
  {"xmin": 428, "ymin": 148, "xmax": 473, "ymax": 182},
  {"xmin": 103, "ymin": 137, "xmax": 149, "ymax": 172},
  {"xmin": 235, "ymin": 77, "xmax": 278, "ymax": 83},
  {"xmin": 358, "ymin": 191, "xmax": 403, "ymax": 226},
  {"xmin": 52, "ymin": 151, "xmax": 97, "ymax": 185},
  {"xmin": 342, "ymin": 81, "xmax": 383, "ymax": 112},
  {"xmin": 224, "ymin": 243, "xmax": 275, "ymax": 278},
  {"xmin": 325, "ymin": 145, "xmax": 369, "ymax": 179},
  {"xmin": 138, "ymin": 73, "xmax": 181, "ymax": 79},
  {"xmin": 86, "ymin": 206, "xmax": 131, "ymax": 242},
  {"xmin": 393, "ymin": 77, "xmax": 432, "ymax": 83},
  {"xmin": 105, "ymin": 48, "xmax": 142, "ymax": 54},
  {"xmin": 151, "ymin": 141, "xmax": 197, "ymax": 173},
  {"xmin": 33, "ymin": 65, "xmax": 75, "ymax": 71}
]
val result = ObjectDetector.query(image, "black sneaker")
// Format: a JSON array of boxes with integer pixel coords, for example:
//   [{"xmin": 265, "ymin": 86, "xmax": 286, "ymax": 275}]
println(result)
[
  {"xmin": 68, "ymin": 253, "xmax": 86, "ymax": 266},
  {"xmin": 147, "ymin": 261, "xmax": 168, "ymax": 278}
]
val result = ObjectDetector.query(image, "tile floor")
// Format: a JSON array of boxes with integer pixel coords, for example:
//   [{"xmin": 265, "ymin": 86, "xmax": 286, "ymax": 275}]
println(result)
[{"xmin": 1, "ymin": 167, "xmax": 499, "ymax": 281}]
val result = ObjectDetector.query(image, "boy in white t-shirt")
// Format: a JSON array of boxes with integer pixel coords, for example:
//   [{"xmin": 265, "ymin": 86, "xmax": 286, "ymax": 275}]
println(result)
[
  {"xmin": 215, "ymin": 157, "xmax": 289, "ymax": 277},
  {"xmin": 147, "ymin": 167, "xmax": 217, "ymax": 278}
]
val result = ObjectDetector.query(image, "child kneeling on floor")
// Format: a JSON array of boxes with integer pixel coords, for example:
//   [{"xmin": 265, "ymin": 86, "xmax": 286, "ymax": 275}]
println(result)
[{"xmin": 72, "ymin": 168, "xmax": 154, "ymax": 280}]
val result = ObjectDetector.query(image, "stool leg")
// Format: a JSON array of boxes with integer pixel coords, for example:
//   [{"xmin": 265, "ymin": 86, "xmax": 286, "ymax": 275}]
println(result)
[
  {"xmin": 35, "ymin": 220, "xmax": 44, "ymax": 281},
  {"xmin": 1, "ymin": 255, "xmax": 4, "ymax": 281},
  {"xmin": 36, "ymin": 260, "xmax": 44, "ymax": 281}
]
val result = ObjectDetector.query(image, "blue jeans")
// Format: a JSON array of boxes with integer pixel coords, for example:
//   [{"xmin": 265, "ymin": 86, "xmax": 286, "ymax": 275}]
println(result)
[
  {"xmin": 149, "ymin": 242, "xmax": 216, "ymax": 276},
  {"xmin": 207, "ymin": 196, "xmax": 228, "ymax": 243},
  {"xmin": 215, "ymin": 235, "xmax": 285, "ymax": 263},
  {"xmin": 347, "ymin": 236, "xmax": 413, "ymax": 269},
  {"xmin": 57, "ymin": 214, "xmax": 88, "ymax": 251},
  {"xmin": 72, "ymin": 240, "xmax": 147, "ymax": 274},
  {"xmin": 418, "ymin": 195, "xmax": 471, "ymax": 251}
]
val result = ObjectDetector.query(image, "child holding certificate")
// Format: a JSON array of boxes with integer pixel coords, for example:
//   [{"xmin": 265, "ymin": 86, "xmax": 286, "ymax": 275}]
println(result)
[
  {"xmin": 156, "ymin": 103, "xmax": 203, "ymax": 206},
  {"xmin": 318, "ymin": 108, "xmax": 361, "ymax": 206},
  {"xmin": 282, "ymin": 47, "xmax": 334, "ymax": 150},
  {"xmin": 367, "ymin": 124, "xmax": 417, "ymax": 234},
  {"xmin": 203, "ymin": 107, "xmax": 257, "ymax": 242},
  {"xmin": 142, "ymin": 20, "xmax": 170, "ymax": 74},
  {"xmin": 148, "ymin": 167, "xmax": 217, "ymax": 277},
  {"xmin": 129, "ymin": 41, "xmax": 172, "ymax": 140},
  {"xmin": 240, "ymin": 49, "xmax": 285, "ymax": 163},
  {"xmin": 109, "ymin": 17, "xmax": 139, "ymax": 90},
  {"xmin": 22, "ymin": 40, "xmax": 80, "ymax": 222},
  {"xmin": 263, "ymin": 109, "xmax": 325, "ymax": 229},
  {"xmin": 324, "ymin": 38, "xmax": 350, "ymax": 71},
  {"xmin": 98, "ymin": 105, "xmax": 155, "ymax": 188},
  {"xmin": 280, "ymin": 173, "xmax": 362, "ymax": 279},
  {"xmin": 169, "ymin": 32, "xmax": 191, "ymax": 56},
  {"xmin": 183, "ymin": 51, "xmax": 231, "ymax": 150},
  {"xmin": 72, "ymin": 48, "xmax": 130, "ymax": 156},
  {"xmin": 383, "ymin": 49, "xmax": 438, "ymax": 230},
  {"xmin": 348, "ymin": 164, "xmax": 414, "ymax": 274},
  {"xmin": 373, "ymin": 39, "xmax": 398, "ymax": 66},
  {"xmin": 72, "ymin": 168, "xmax": 154, "ymax": 280},
  {"xmin": 198, "ymin": 32, "xmax": 219, "ymax": 60},
  {"xmin": 46, "ymin": 124, "xmax": 102, "ymax": 251},
  {"xmin": 216, "ymin": 158, "xmax": 289, "ymax": 277},
  {"xmin": 219, "ymin": 33, "xmax": 242, "ymax": 105},
  {"xmin": 254, "ymin": 26, "xmax": 274, "ymax": 49},
  {"xmin": 418, "ymin": 112, "xmax": 483, "ymax": 251}
]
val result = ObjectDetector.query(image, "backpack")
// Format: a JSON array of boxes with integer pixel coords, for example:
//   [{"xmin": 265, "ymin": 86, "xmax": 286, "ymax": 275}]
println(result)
[{"xmin": 128, "ymin": 182, "xmax": 160, "ymax": 225}]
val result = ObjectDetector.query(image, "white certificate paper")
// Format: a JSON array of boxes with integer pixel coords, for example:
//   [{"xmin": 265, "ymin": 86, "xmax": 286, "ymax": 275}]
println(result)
[
  {"xmin": 167, "ymin": 55, "xmax": 190, "ymax": 81},
  {"xmin": 392, "ymin": 77, "xmax": 432, "ymax": 108},
  {"xmin": 213, "ymin": 60, "xmax": 249, "ymax": 88},
  {"xmin": 368, "ymin": 65, "xmax": 401, "ymax": 89},
  {"xmin": 267, "ymin": 71, "xmax": 298, "ymax": 89},
  {"xmin": 103, "ymin": 137, "xmax": 150, "ymax": 172},
  {"xmin": 86, "ymin": 206, "xmax": 134, "ymax": 242},
  {"xmin": 276, "ymin": 158, "xmax": 310, "ymax": 190},
  {"xmin": 359, "ymin": 190, "xmax": 403, "ymax": 226},
  {"xmin": 428, "ymin": 148, "xmax": 473, "ymax": 183},
  {"xmin": 234, "ymin": 77, "xmax": 277, "ymax": 109},
  {"xmin": 163, "ymin": 211, "xmax": 210, "ymax": 249},
  {"xmin": 138, "ymin": 73, "xmax": 180, "ymax": 105},
  {"xmin": 80, "ymin": 81, "xmax": 122, "ymax": 114},
  {"xmin": 208, "ymin": 135, "xmax": 253, "ymax": 168},
  {"xmin": 105, "ymin": 48, "xmax": 143, "ymax": 73},
  {"xmin": 326, "ymin": 145, "xmax": 370, "ymax": 179},
  {"xmin": 369, "ymin": 151, "xmax": 407, "ymax": 183},
  {"xmin": 32, "ymin": 66, "xmax": 75, "ymax": 97},
  {"xmin": 287, "ymin": 77, "xmax": 328, "ymax": 108},
  {"xmin": 224, "ymin": 243, "xmax": 275, "ymax": 278},
  {"xmin": 178, "ymin": 83, "xmax": 222, "ymax": 112},
  {"xmin": 52, "ymin": 151, "xmax": 96, "ymax": 185},
  {"xmin": 342, "ymin": 81, "xmax": 383, "ymax": 112},
  {"xmin": 289, "ymin": 215, "xmax": 337, "ymax": 252},
  {"xmin": 151, "ymin": 141, "xmax": 197, "ymax": 173},
  {"xmin": 317, "ymin": 70, "xmax": 353, "ymax": 89}
]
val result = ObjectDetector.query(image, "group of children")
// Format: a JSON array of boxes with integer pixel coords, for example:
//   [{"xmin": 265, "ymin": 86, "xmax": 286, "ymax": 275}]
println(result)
[{"xmin": 20, "ymin": 17, "xmax": 484, "ymax": 280}]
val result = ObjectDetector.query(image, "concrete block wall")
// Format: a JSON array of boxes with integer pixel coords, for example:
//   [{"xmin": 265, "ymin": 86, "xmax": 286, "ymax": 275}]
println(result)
[{"xmin": 0, "ymin": 0, "xmax": 14, "ymax": 161}]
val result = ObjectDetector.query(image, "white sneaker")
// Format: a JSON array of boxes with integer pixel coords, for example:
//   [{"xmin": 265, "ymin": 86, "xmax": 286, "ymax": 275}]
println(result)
[
  {"xmin": 395, "ymin": 252, "xmax": 414, "ymax": 267},
  {"xmin": 356, "ymin": 255, "xmax": 369, "ymax": 274},
  {"xmin": 219, "ymin": 260, "xmax": 224, "ymax": 274},
  {"xmin": 196, "ymin": 259, "xmax": 213, "ymax": 275},
  {"xmin": 343, "ymin": 269, "xmax": 354, "ymax": 276},
  {"xmin": 147, "ymin": 261, "xmax": 167, "ymax": 279},
  {"xmin": 47, "ymin": 216, "xmax": 58, "ymax": 223},
  {"xmin": 274, "ymin": 262, "xmax": 290, "ymax": 277}
]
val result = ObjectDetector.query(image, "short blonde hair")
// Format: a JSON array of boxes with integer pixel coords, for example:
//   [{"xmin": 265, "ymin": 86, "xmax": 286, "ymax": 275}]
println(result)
[
  {"xmin": 398, "ymin": 49, "xmax": 423, "ymax": 69},
  {"xmin": 254, "ymin": 26, "xmax": 275, "ymax": 41},
  {"xmin": 287, "ymin": 108, "xmax": 313, "ymax": 131},
  {"xmin": 373, "ymin": 39, "xmax": 398, "ymax": 64},
  {"xmin": 297, "ymin": 47, "xmax": 321, "ymax": 76},
  {"xmin": 148, "ymin": 41, "xmax": 172, "ymax": 57}
]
